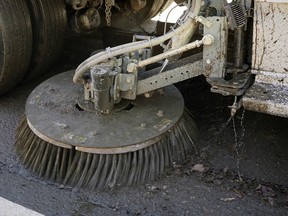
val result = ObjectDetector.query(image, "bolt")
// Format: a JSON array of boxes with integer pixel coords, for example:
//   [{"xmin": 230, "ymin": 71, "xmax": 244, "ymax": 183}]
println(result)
[
  {"xmin": 126, "ymin": 77, "xmax": 131, "ymax": 83},
  {"xmin": 91, "ymin": 131, "xmax": 98, "ymax": 136},
  {"xmin": 144, "ymin": 92, "xmax": 151, "ymax": 98},
  {"xmin": 56, "ymin": 122, "xmax": 69, "ymax": 129},
  {"xmin": 144, "ymin": 90, "xmax": 156, "ymax": 98},
  {"xmin": 157, "ymin": 110, "xmax": 164, "ymax": 117},
  {"xmin": 48, "ymin": 87, "xmax": 55, "ymax": 92},
  {"xmin": 127, "ymin": 63, "xmax": 137, "ymax": 73},
  {"xmin": 202, "ymin": 34, "xmax": 214, "ymax": 46},
  {"xmin": 206, "ymin": 59, "xmax": 211, "ymax": 64},
  {"xmin": 131, "ymin": 52, "xmax": 136, "ymax": 58}
]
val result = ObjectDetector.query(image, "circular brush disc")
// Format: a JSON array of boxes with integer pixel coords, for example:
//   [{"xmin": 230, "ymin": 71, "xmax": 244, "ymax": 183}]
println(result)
[{"xmin": 16, "ymin": 70, "xmax": 197, "ymax": 189}]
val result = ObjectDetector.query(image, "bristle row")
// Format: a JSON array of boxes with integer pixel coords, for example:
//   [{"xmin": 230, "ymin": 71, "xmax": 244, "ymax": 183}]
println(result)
[{"xmin": 15, "ymin": 111, "xmax": 197, "ymax": 190}]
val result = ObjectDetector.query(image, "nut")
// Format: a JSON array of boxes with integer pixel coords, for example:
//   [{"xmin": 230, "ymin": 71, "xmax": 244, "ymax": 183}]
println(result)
[
  {"xmin": 144, "ymin": 92, "xmax": 151, "ymax": 98},
  {"xmin": 202, "ymin": 34, "xmax": 214, "ymax": 46},
  {"xmin": 127, "ymin": 63, "xmax": 137, "ymax": 73}
]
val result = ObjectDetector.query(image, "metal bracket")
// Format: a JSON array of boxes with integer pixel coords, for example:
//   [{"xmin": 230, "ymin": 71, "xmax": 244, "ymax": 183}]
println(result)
[
  {"xmin": 195, "ymin": 16, "xmax": 213, "ymax": 28},
  {"xmin": 207, "ymin": 71, "xmax": 254, "ymax": 96},
  {"xmin": 203, "ymin": 16, "xmax": 228, "ymax": 78},
  {"xmin": 114, "ymin": 73, "xmax": 137, "ymax": 100},
  {"xmin": 137, "ymin": 60, "xmax": 203, "ymax": 95}
]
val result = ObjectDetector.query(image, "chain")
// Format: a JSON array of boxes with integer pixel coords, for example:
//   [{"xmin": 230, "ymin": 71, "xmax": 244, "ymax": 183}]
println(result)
[{"xmin": 105, "ymin": 0, "xmax": 112, "ymax": 26}]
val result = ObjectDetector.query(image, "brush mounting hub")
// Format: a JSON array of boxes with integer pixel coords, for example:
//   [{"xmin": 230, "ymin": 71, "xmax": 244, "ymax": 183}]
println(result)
[{"xmin": 25, "ymin": 70, "xmax": 184, "ymax": 154}]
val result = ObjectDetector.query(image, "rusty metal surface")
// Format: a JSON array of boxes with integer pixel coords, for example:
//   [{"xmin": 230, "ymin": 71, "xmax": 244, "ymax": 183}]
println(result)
[{"xmin": 25, "ymin": 70, "xmax": 184, "ymax": 154}]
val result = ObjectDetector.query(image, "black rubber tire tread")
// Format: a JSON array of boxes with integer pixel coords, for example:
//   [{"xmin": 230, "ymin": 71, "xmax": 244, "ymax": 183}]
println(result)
[
  {"xmin": 24, "ymin": 0, "xmax": 67, "ymax": 81},
  {"xmin": 0, "ymin": 0, "xmax": 33, "ymax": 94}
]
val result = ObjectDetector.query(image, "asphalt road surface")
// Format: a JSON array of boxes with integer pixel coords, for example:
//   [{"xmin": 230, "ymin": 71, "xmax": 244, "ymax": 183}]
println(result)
[{"xmin": 0, "ymin": 34, "xmax": 287, "ymax": 216}]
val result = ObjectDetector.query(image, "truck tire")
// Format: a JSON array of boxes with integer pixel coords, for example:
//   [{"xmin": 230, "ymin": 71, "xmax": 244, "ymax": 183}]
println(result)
[
  {"xmin": 24, "ymin": 0, "xmax": 67, "ymax": 81},
  {"xmin": 0, "ymin": 0, "xmax": 33, "ymax": 94},
  {"xmin": 142, "ymin": 0, "xmax": 174, "ymax": 21},
  {"xmin": 108, "ymin": 0, "xmax": 173, "ymax": 34}
]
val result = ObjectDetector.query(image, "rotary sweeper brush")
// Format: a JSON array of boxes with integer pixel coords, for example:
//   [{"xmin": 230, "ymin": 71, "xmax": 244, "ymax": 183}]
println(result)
[
  {"xmin": 15, "ymin": 71, "xmax": 198, "ymax": 189},
  {"xmin": 15, "ymin": 0, "xmax": 209, "ymax": 189},
  {"xmin": 16, "ymin": 0, "xmax": 276, "ymax": 189}
]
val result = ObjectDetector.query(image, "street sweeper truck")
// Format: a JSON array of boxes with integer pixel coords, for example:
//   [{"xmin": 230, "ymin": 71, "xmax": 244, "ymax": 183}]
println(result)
[{"xmin": 1, "ymin": 0, "xmax": 288, "ymax": 189}]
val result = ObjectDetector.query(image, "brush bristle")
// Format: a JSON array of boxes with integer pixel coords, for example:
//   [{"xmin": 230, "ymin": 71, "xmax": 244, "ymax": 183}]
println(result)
[{"xmin": 15, "ymin": 110, "xmax": 198, "ymax": 189}]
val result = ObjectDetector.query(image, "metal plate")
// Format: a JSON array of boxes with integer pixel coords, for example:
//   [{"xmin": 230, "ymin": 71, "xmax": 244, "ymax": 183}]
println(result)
[
  {"xmin": 252, "ymin": 1, "xmax": 288, "ymax": 74},
  {"xmin": 25, "ymin": 70, "xmax": 184, "ymax": 154},
  {"xmin": 243, "ymin": 82, "xmax": 288, "ymax": 118}
]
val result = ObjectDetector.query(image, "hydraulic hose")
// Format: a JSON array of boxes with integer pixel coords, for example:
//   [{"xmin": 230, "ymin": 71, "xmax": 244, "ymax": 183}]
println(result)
[
  {"xmin": 73, "ymin": 0, "xmax": 203, "ymax": 84},
  {"xmin": 137, "ymin": 34, "xmax": 214, "ymax": 68}
]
